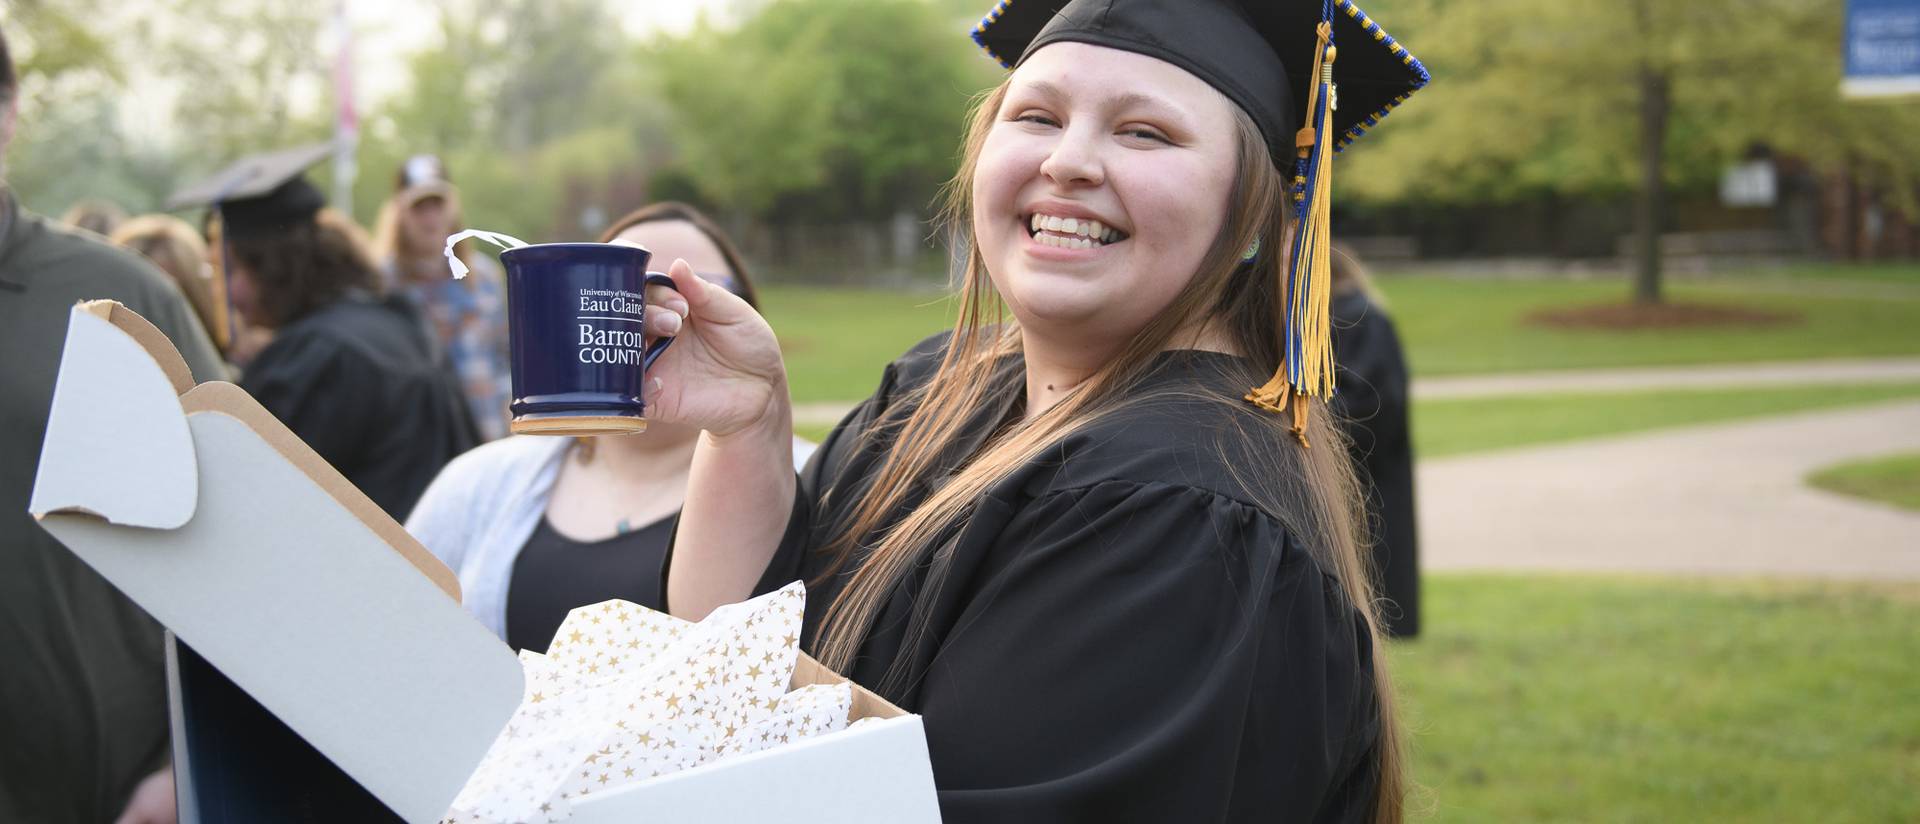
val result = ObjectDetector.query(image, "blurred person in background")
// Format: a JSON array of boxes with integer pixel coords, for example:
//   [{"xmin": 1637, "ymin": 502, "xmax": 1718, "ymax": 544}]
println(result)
[
  {"xmin": 371, "ymin": 154, "xmax": 513, "ymax": 441},
  {"xmin": 59, "ymin": 197, "xmax": 127, "ymax": 237},
  {"xmin": 201, "ymin": 212, "xmax": 275, "ymax": 366},
  {"xmin": 111, "ymin": 213, "xmax": 227, "ymax": 352},
  {"xmin": 0, "ymin": 25, "xmax": 223, "ymax": 824},
  {"xmin": 1329, "ymin": 242, "xmax": 1419, "ymax": 637},
  {"xmin": 407, "ymin": 201, "xmax": 807, "ymax": 653},
  {"xmin": 175, "ymin": 149, "xmax": 479, "ymax": 521}
]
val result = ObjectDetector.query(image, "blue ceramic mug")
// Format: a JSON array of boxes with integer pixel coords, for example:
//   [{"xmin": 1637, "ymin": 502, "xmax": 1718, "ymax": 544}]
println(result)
[{"xmin": 499, "ymin": 242, "xmax": 678, "ymax": 436}]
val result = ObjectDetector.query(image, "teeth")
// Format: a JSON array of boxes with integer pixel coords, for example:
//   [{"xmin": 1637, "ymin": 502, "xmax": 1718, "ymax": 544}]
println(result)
[{"xmin": 1028, "ymin": 212, "xmax": 1126, "ymax": 247}]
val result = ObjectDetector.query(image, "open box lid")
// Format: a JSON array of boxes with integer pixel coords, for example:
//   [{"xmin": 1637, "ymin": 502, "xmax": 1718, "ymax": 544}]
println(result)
[
  {"xmin": 32, "ymin": 302, "xmax": 924, "ymax": 823},
  {"xmin": 31, "ymin": 302, "xmax": 525, "ymax": 823}
]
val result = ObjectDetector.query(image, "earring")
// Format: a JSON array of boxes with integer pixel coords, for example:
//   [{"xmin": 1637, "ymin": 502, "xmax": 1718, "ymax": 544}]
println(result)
[{"xmin": 1241, "ymin": 236, "xmax": 1261, "ymax": 262}]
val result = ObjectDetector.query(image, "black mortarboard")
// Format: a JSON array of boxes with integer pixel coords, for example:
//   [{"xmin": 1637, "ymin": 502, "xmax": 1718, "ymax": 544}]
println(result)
[
  {"xmin": 973, "ymin": 0, "xmax": 1427, "ymax": 159},
  {"xmin": 971, "ymin": 0, "xmax": 1429, "ymax": 441},
  {"xmin": 166, "ymin": 143, "xmax": 332, "ymax": 239}
]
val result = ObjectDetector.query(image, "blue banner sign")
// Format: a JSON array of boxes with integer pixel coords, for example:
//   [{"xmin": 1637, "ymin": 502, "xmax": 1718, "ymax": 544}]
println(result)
[{"xmin": 1845, "ymin": 0, "xmax": 1920, "ymax": 97}]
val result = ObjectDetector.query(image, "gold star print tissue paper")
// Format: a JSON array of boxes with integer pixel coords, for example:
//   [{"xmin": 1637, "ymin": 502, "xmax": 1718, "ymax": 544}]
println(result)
[{"xmin": 442, "ymin": 582, "xmax": 854, "ymax": 824}]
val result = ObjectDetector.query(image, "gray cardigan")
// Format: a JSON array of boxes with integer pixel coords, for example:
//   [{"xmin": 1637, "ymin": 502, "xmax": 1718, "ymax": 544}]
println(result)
[{"xmin": 405, "ymin": 434, "xmax": 817, "ymax": 641}]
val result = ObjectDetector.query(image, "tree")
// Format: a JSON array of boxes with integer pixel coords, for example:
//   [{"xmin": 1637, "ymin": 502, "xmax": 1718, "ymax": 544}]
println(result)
[
  {"xmin": 486, "ymin": 0, "xmax": 625, "ymax": 152},
  {"xmin": 648, "ymin": 0, "xmax": 989, "ymax": 222},
  {"xmin": 151, "ymin": 0, "xmax": 331, "ymax": 163},
  {"xmin": 1342, "ymin": 0, "xmax": 1920, "ymax": 303},
  {"xmin": 359, "ymin": 0, "xmax": 663, "ymax": 241},
  {"xmin": 0, "ymin": 0, "xmax": 125, "ymax": 101}
]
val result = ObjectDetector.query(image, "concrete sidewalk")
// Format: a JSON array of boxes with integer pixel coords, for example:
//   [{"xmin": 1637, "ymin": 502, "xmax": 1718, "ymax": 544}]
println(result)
[{"xmin": 1417, "ymin": 399, "xmax": 1920, "ymax": 580}]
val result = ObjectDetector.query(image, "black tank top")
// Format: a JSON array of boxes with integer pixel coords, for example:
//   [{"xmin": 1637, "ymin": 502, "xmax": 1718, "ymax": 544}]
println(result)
[{"xmin": 504, "ymin": 515, "xmax": 674, "ymax": 653}]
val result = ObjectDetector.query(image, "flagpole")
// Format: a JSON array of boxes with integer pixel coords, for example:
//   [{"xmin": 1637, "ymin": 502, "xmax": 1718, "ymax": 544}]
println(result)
[{"xmin": 331, "ymin": 0, "xmax": 359, "ymax": 219}]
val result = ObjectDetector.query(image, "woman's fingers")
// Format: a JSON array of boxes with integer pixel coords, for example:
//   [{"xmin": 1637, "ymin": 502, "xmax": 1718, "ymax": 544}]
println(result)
[
  {"xmin": 645, "ymin": 277, "xmax": 690, "ymax": 319},
  {"xmin": 643, "ymin": 304, "xmax": 682, "ymax": 337},
  {"xmin": 669, "ymin": 258, "xmax": 711, "ymax": 305}
]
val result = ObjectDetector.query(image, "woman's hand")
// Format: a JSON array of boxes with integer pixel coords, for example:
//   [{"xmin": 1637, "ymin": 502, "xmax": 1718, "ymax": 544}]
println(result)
[
  {"xmin": 641, "ymin": 257, "xmax": 798, "ymax": 620},
  {"xmin": 641, "ymin": 258, "xmax": 789, "ymax": 438}
]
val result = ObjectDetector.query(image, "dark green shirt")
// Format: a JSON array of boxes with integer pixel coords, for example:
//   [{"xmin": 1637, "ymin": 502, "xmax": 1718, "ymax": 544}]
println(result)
[{"xmin": 0, "ymin": 190, "xmax": 226, "ymax": 823}]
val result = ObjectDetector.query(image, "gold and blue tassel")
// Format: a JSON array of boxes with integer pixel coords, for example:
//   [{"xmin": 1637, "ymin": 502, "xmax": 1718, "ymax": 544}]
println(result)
[{"xmin": 1246, "ymin": 11, "xmax": 1339, "ymax": 446}]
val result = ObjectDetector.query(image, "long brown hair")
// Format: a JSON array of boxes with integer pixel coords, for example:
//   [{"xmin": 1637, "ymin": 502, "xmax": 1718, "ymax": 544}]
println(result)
[
  {"xmin": 597, "ymin": 201, "xmax": 763, "ymax": 310},
  {"xmin": 112, "ymin": 214, "xmax": 227, "ymax": 349},
  {"xmin": 810, "ymin": 79, "xmax": 1406, "ymax": 822},
  {"xmin": 227, "ymin": 209, "xmax": 382, "ymax": 329}
]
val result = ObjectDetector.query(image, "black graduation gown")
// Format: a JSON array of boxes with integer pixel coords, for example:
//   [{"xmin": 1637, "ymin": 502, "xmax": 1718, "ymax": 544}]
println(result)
[
  {"xmin": 240, "ymin": 293, "xmax": 479, "ymax": 521},
  {"xmin": 675, "ymin": 336, "xmax": 1384, "ymax": 823},
  {"xmin": 1329, "ymin": 290, "xmax": 1419, "ymax": 638}
]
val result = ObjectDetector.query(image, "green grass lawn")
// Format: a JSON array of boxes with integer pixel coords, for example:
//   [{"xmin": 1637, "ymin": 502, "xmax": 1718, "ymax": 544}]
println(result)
[
  {"xmin": 1395, "ymin": 574, "xmax": 1920, "ymax": 823},
  {"xmin": 1746, "ymin": 262, "xmax": 1920, "ymax": 286},
  {"xmin": 764, "ymin": 270, "xmax": 1920, "ymax": 448},
  {"xmin": 760, "ymin": 269, "xmax": 1920, "ymax": 404},
  {"xmin": 1415, "ymin": 383, "xmax": 1920, "ymax": 458},
  {"xmin": 1807, "ymin": 452, "xmax": 1920, "ymax": 512},
  {"xmin": 1375, "ymin": 275, "xmax": 1920, "ymax": 377},
  {"xmin": 759, "ymin": 286, "xmax": 957, "ymax": 403},
  {"xmin": 797, "ymin": 381, "xmax": 1920, "ymax": 450}
]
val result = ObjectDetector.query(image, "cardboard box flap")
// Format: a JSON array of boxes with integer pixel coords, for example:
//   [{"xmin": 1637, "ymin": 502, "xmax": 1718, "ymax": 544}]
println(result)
[
  {"xmin": 33, "ymin": 303, "xmax": 525, "ymax": 823},
  {"xmin": 30, "ymin": 302, "xmax": 198, "ymax": 529},
  {"xmin": 794, "ymin": 654, "xmax": 906, "ymax": 721}
]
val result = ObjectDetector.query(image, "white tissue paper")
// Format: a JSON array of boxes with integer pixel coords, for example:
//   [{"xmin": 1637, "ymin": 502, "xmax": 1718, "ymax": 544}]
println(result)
[{"xmin": 442, "ymin": 582, "xmax": 853, "ymax": 824}]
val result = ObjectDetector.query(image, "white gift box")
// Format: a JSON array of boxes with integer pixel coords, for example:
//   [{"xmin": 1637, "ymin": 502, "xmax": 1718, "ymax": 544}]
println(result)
[{"xmin": 29, "ymin": 302, "xmax": 941, "ymax": 824}]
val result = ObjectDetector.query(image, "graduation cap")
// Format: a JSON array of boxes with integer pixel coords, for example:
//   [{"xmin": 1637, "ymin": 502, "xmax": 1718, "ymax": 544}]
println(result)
[
  {"xmin": 167, "ymin": 143, "xmax": 332, "ymax": 240},
  {"xmin": 972, "ymin": 0, "xmax": 1428, "ymax": 441}
]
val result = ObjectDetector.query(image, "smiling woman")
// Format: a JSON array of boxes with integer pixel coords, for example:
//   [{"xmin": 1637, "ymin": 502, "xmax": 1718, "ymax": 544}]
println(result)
[
  {"xmin": 632, "ymin": 1, "xmax": 1430, "ymax": 821},
  {"xmin": 974, "ymin": 45, "xmax": 1244, "ymax": 351}
]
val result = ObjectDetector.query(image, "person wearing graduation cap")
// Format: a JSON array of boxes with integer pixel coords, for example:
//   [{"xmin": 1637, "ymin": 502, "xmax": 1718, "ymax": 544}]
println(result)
[
  {"xmin": 1327, "ymin": 242, "xmax": 1420, "ymax": 638},
  {"xmin": 637, "ymin": 1, "xmax": 1428, "ymax": 819},
  {"xmin": 172, "ymin": 146, "xmax": 480, "ymax": 521}
]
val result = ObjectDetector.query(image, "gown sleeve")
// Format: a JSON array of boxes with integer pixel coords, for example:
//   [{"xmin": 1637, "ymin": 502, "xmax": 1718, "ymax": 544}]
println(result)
[
  {"xmin": 750, "ymin": 344, "xmax": 920, "ymax": 596},
  {"xmin": 920, "ymin": 480, "xmax": 1380, "ymax": 823}
]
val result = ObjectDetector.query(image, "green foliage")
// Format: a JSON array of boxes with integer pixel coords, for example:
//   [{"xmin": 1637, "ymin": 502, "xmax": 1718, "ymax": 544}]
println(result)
[
  {"xmin": 1343, "ymin": 0, "xmax": 1920, "ymax": 208},
  {"xmin": 380, "ymin": 13, "xmax": 501, "ymax": 153},
  {"xmin": 1808, "ymin": 452, "xmax": 1920, "ymax": 511},
  {"xmin": 352, "ymin": 0, "xmax": 669, "ymax": 238},
  {"xmin": 7, "ymin": 99, "xmax": 179, "ymax": 214},
  {"xmin": 487, "ymin": 0, "xmax": 626, "ymax": 152},
  {"xmin": 0, "ymin": 0, "xmax": 125, "ymax": 98},
  {"xmin": 151, "ymin": 0, "xmax": 331, "ymax": 162},
  {"xmin": 647, "ymin": 0, "xmax": 989, "ymax": 221}
]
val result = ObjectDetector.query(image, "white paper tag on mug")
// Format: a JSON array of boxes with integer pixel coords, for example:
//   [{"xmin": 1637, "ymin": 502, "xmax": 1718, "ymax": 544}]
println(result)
[{"xmin": 443, "ymin": 229, "xmax": 530, "ymax": 279}]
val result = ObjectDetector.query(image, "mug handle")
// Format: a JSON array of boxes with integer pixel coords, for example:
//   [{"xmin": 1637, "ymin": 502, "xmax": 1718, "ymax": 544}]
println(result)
[{"xmin": 642, "ymin": 272, "xmax": 680, "ymax": 371}]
